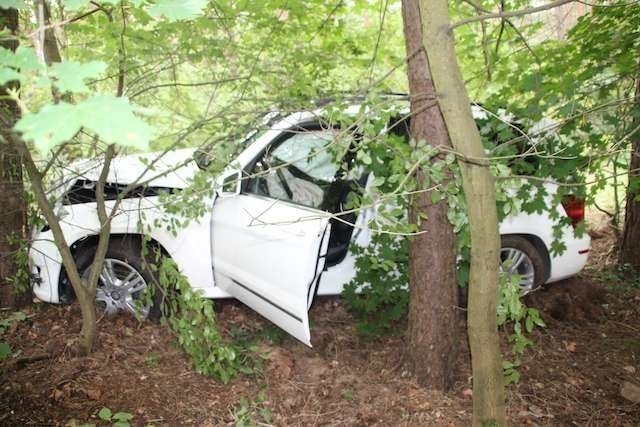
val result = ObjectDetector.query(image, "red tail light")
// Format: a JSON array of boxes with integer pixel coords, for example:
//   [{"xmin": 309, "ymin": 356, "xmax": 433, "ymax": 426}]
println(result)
[{"xmin": 562, "ymin": 195, "xmax": 585, "ymax": 228}]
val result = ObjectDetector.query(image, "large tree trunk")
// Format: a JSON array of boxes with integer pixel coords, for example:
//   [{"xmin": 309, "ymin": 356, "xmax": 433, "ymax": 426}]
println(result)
[
  {"xmin": 401, "ymin": 0, "xmax": 459, "ymax": 390},
  {"xmin": 620, "ymin": 78, "xmax": 640, "ymax": 270},
  {"xmin": 402, "ymin": 0, "xmax": 506, "ymax": 425},
  {"xmin": 0, "ymin": 8, "xmax": 27, "ymax": 309}
]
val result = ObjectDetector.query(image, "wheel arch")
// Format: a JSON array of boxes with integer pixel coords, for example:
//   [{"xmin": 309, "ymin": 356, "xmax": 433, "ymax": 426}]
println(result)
[
  {"xmin": 501, "ymin": 233, "xmax": 551, "ymax": 283},
  {"xmin": 58, "ymin": 233, "xmax": 172, "ymax": 302}
]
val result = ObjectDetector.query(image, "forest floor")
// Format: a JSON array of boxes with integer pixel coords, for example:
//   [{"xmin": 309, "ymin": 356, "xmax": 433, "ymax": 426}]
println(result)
[{"xmin": 1, "ymin": 227, "xmax": 640, "ymax": 426}]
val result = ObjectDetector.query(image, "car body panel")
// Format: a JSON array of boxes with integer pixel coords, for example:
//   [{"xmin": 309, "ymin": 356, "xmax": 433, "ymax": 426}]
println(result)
[{"xmin": 211, "ymin": 194, "xmax": 330, "ymax": 345}]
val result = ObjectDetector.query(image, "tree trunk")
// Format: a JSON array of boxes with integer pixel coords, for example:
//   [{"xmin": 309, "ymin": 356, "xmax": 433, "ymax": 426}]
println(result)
[
  {"xmin": 401, "ymin": 0, "xmax": 459, "ymax": 391},
  {"xmin": 620, "ymin": 77, "xmax": 640, "ymax": 271},
  {"xmin": 401, "ymin": 0, "xmax": 506, "ymax": 424},
  {"xmin": 18, "ymin": 141, "xmax": 99, "ymax": 355},
  {"xmin": 415, "ymin": 0, "xmax": 506, "ymax": 425},
  {"xmin": 0, "ymin": 8, "xmax": 27, "ymax": 309},
  {"xmin": 78, "ymin": 291, "xmax": 96, "ymax": 354},
  {"xmin": 38, "ymin": 0, "xmax": 63, "ymax": 65}
]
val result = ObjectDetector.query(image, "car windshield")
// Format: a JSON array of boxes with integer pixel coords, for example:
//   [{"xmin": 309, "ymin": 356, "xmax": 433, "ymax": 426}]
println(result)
[{"xmin": 195, "ymin": 112, "xmax": 282, "ymax": 170}]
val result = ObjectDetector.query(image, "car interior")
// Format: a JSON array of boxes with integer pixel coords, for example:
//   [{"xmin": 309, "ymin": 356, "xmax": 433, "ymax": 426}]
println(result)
[{"xmin": 243, "ymin": 123, "xmax": 363, "ymax": 268}]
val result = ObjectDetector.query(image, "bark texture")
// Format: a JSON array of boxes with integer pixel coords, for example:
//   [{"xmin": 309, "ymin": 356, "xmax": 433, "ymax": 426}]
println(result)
[
  {"xmin": 0, "ymin": 8, "xmax": 27, "ymax": 309},
  {"xmin": 620, "ymin": 78, "xmax": 640, "ymax": 271},
  {"xmin": 405, "ymin": 0, "xmax": 506, "ymax": 424},
  {"xmin": 401, "ymin": 0, "xmax": 459, "ymax": 391}
]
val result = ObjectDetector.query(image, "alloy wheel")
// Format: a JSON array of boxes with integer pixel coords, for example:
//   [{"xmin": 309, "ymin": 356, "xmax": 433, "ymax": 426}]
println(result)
[
  {"xmin": 500, "ymin": 247, "xmax": 536, "ymax": 293},
  {"xmin": 89, "ymin": 258, "xmax": 150, "ymax": 317}
]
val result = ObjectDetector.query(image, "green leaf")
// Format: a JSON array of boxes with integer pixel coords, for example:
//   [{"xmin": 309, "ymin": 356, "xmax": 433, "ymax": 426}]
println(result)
[
  {"xmin": 0, "ymin": 0, "xmax": 27, "ymax": 9},
  {"xmin": 97, "ymin": 407, "xmax": 112, "ymax": 421},
  {"xmin": 15, "ymin": 96, "xmax": 153, "ymax": 153},
  {"xmin": 15, "ymin": 46, "xmax": 40, "ymax": 71},
  {"xmin": 49, "ymin": 60, "xmax": 106, "ymax": 93},
  {"xmin": 0, "ymin": 342, "xmax": 11, "ymax": 359},
  {"xmin": 148, "ymin": 0, "xmax": 207, "ymax": 21},
  {"xmin": 0, "ymin": 46, "xmax": 41, "ymax": 77},
  {"xmin": 15, "ymin": 103, "xmax": 81, "ymax": 153},
  {"xmin": 80, "ymin": 96, "xmax": 153, "ymax": 148},
  {"xmin": 0, "ymin": 67, "xmax": 21, "ymax": 86},
  {"xmin": 113, "ymin": 412, "xmax": 134, "ymax": 421}
]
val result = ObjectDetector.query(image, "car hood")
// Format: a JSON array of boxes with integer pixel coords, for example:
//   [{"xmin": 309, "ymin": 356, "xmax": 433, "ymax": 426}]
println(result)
[{"xmin": 61, "ymin": 148, "xmax": 198, "ymax": 190}]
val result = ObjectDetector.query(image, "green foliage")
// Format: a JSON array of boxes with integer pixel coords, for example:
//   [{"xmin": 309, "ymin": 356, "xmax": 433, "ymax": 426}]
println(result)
[
  {"xmin": 342, "ymin": 388, "xmax": 356, "ymax": 402},
  {"xmin": 154, "ymin": 257, "xmax": 263, "ymax": 384},
  {"xmin": 0, "ymin": 42, "xmax": 155, "ymax": 153},
  {"xmin": 98, "ymin": 407, "xmax": 134, "ymax": 427},
  {"xmin": 0, "ymin": 45, "xmax": 41, "ymax": 86},
  {"xmin": 16, "ymin": 96, "xmax": 153, "ymax": 153},
  {"xmin": 623, "ymin": 338, "xmax": 640, "ymax": 359},
  {"xmin": 63, "ymin": 0, "xmax": 121, "ymax": 11},
  {"xmin": 48, "ymin": 61, "xmax": 107, "ymax": 94},
  {"xmin": 144, "ymin": 354, "xmax": 160, "ymax": 368},
  {"xmin": 5, "ymin": 0, "xmax": 617, "ymax": 394},
  {"xmin": 5, "ymin": 232, "xmax": 30, "ymax": 295},
  {"xmin": 0, "ymin": 0, "xmax": 27, "ymax": 9},
  {"xmin": 497, "ymin": 272, "xmax": 545, "ymax": 384},
  {"xmin": 233, "ymin": 392, "xmax": 272, "ymax": 427},
  {"xmin": 0, "ymin": 311, "xmax": 27, "ymax": 360},
  {"xmin": 148, "ymin": 0, "xmax": 208, "ymax": 21},
  {"xmin": 483, "ymin": 2, "xmax": 640, "ymax": 227},
  {"xmin": 255, "ymin": 325, "xmax": 287, "ymax": 346},
  {"xmin": 338, "ymin": 97, "xmax": 550, "ymax": 383},
  {"xmin": 590, "ymin": 264, "xmax": 640, "ymax": 295},
  {"xmin": 342, "ymin": 234, "xmax": 409, "ymax": 336}
]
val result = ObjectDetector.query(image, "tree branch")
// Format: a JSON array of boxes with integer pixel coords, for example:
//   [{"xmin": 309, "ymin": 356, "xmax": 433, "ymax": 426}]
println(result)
[{"xmin": 451, "ymin": 0, "xmax": 575, "ymax": 30}]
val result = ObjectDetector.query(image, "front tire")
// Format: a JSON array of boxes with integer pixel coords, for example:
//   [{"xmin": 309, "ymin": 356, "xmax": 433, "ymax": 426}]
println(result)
[{"xmin": 75, "ymin": 238, "xmax": 163, "ymax": 320}]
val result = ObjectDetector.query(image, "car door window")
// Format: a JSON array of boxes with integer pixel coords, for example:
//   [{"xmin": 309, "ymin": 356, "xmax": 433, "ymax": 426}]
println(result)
[{"xmin": 246, "ymin": 129, "xmax": 341, "ymax": 209}]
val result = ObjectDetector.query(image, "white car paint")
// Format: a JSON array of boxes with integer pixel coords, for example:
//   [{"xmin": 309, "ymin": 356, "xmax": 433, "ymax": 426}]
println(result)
[{"xmin": 29, "ymin": 111, "xmax": 591, "ymax": 345}]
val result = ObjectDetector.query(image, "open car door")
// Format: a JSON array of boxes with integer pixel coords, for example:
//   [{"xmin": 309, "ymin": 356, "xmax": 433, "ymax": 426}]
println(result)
[{"xmin": 211, "ymin": 193, "xmax": 330, "ymax": 346}]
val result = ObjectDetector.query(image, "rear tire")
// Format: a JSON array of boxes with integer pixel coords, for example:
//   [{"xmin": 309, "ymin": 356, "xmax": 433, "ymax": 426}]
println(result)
[{"xmin": 500, "ymin": 235, "xmax": 547, "ymax": 294}]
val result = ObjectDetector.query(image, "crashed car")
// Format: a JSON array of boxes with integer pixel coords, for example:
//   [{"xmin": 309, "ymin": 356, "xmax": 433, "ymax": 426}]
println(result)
[{"xmin": 29, "ymin": 108, "xmax": 591, "ymax": 345}]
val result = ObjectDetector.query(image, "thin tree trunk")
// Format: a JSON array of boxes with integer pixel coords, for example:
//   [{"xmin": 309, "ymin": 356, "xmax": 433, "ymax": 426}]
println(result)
[
  {"xmin": 38, "ymin": 0, "xmax": 63, "ymax": 65},
  {"xmin": 0, "ymin": 8, "xmax": 27, "ymax": 309},
  {"xmin": 401, "ymin": 0, "xmax": 459, "ymax": 391},
  {"xmin": 17, "ymin": 140, "xmax": 101, "ymax": 355},
  {"xmin": 416, "ymin": 0, "xmax": 506, "ymax": 425},
  {"xmin": 620, "ymin": 77, "xmax": 640, "ymax": 270}
]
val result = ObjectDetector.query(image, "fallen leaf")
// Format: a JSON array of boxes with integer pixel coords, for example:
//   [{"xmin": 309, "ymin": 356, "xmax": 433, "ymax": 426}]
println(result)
[
  {"xmin": 52, "ymin": 388, "xmax": 64, "ymax": 401},
  {"xmin": 462, "ymin": 388, "xmax": 473, "ymax": 397},
  {"xmin": 565, "ymin": 341, "xmax": 577, "ymax": 352},
  {"xmin": 566, "ymin": 377, "xmax": 581, "ymax": 386},
  {"xmin": 621, "ymin": 381, "xmax": 640, "ymax": 403},
  {"xmin": 85, "ymin": 388, "xmax": 101, "ymax": 400},
  {"xmin": 528, "ymin": 404, "xmax": 544, "ymax": 418},
  {"xmin": 623, "ymin": 366, "xmax": 636, "ymax": 374}
]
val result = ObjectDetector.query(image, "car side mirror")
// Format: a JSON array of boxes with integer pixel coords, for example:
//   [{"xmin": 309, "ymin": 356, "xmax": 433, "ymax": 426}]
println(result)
[{"xmin": 216, "ymin": 170, "xmax": 241, "ymax": 197}]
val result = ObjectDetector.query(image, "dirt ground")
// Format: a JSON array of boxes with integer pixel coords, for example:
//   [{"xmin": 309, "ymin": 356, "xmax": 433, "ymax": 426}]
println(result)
[{"xmin": 1, "ymin": 230, "xmax": 640, "ymax": 426}]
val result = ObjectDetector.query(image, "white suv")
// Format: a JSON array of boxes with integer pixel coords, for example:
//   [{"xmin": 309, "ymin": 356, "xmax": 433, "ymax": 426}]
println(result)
[{"xmin": 30, "ymin": 110, "xmax": 591, "ymax": 345}]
